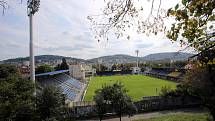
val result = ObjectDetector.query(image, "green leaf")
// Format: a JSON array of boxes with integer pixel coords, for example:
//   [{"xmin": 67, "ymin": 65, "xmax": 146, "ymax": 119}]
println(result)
[
  {"xmin": 167, "ymin": 8, "xmax": 172, "ymax": 16},
  {"xmin": 175, "ymin": 4, "xmax": 179, "ymax": 10},
  {"xmin": 182, "ymin": 0, "xmax": 187, "ymax": 5}
]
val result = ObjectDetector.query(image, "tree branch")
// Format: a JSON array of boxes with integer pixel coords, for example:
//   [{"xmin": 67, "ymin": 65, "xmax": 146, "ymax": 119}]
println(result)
[
  {"xmin": 0, "ymin": 0, "xmax": 9, "ymax": 15},
  {"xmin": 0, "ymin": 0, "xmax": 23, "ymax": 15}
]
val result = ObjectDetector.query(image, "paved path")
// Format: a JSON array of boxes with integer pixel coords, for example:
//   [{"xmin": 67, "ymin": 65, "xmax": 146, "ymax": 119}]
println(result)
[{"xmin": 78, "ymin": 108, "xmax": 205, "ymax": 121}]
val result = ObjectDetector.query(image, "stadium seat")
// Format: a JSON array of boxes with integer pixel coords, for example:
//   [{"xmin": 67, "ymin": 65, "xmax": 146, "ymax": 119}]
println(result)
[{"xmin": 37, "ymin": 73, "xmax": 83, "ymax": 101}]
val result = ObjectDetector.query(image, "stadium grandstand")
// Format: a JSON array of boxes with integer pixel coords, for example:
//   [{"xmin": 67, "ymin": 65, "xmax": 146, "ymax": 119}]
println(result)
[
  {"xmin": 144, "ymin": 67, "xmax": 186, "ymax": 82},
  {"xmin": 36, "ymin": 70, "xmax": 87, "ymax": 102}
]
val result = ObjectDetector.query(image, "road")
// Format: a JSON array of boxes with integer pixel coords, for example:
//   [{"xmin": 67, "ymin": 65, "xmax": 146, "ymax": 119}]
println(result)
[{"xmin": 77, "ymin": 108, "xmax": 205, "ymax": 121}]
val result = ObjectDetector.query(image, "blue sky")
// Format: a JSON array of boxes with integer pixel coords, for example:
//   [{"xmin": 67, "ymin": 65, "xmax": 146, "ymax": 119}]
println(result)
[{"xmin": 0, "ymin": 0, "xmax": 192, "ymax": 60}]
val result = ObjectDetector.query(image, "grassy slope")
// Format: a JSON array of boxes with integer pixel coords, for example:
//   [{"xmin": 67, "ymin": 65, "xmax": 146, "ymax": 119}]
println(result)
[
  {"xmin": 134, "ymin": 113, "xmax": 210, "ymax": 121},
  {"xmin": 84, "ymin": 75, "xmax": 176, "ymax": 101}
]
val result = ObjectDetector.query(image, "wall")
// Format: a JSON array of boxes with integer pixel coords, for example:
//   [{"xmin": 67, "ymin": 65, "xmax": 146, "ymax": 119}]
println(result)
[{"xmin": 69, "ymin": 96, "xmax": 201, "ymax": 118}]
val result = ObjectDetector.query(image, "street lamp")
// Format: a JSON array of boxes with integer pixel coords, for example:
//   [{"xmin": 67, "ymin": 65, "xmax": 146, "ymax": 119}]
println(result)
[{"xmin": 27, "ymin": 0, "xmax": 40, "ymax": 83}]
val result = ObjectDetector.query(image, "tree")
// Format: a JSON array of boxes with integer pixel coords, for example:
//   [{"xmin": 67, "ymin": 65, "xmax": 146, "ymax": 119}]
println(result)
[
  {"xmin": 159, "ymin": 84, "xmax": 195, "ymax": 98},
  {"xmin": 93, "ymin": 90, "xmax": 108, "ymax": 121},
  {"xmin": 55, "ymin": 58, "xmax": 69, "ymax": 71},
  {"xmin": 36, "ymin": 64, "xmax": 54, "ymax": 74},
  {"xmin": 184, "ymin": 45, "xmax": 215, "ymax": 120},
  {"xmin": 60, "ymin": 58, "xmax": 69, "ymax": 70},
  {"xmin": 184, "ymin": 63, "xmax": 215, "ymax": 120},
  {"xmin": 0, "ymin": 64, "xmax": 35, "ymax": 121},
  {"xmin": 167, "ymin": 0, "xmax": 215, "ymax": 51},
  {"xmin": 100, "ymin": 64, "xmax": 108, "ymax": 72},
  {"xmin": 88, "ymin": 0, "xmax": 165, "ymax": 41},
  {"xmin": 54, "ymin": 64, "xmax": 61, "ymax": 71},
  {"xmin": 111, "ymin": 83, "xmax": 136, "ymax": 121},
  {"xmin": 90, "ymin": 1, "xmax": 215, "ymax": 118},
  {"xmin": 93, "ymin": 82, "xmax": 136, "ymax": 121},
  {"xmin": 36, "ymin": 86, "xmax": 66, "ymax": 120},
  {"xmin": 93, "ymin": 64, "xmax": 107, "ymax": 72},
  {"xmin": 173, "ymin": 61, "xmax": 187, "ymax": 68},
  {"xmin": 0, "ymin": 64, "xmax": 19, "ymax": 78},
  {"xmin": 0, "ymin": 0, "xmax": 25, "ymax": 15},
  {"xmin": 0, "ymin": 0, "xmax": 9, "ymax": 14},
  {"xmin": 89, "ymin": 0, "xmax": 214, "ymax": 54},
  {"xmin": 111, "ymin": 64, "xmax": 117, "ymax": 71}
]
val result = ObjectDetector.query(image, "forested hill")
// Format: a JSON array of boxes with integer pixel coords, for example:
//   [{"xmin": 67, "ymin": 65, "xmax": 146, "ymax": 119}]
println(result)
[
  {"xmin": 2, "ymin": 55, "xmax": 84, "ymax": 63},
  {"xmin": 2, "ymin": 52, "xmax": 194, "ymax": 64}
]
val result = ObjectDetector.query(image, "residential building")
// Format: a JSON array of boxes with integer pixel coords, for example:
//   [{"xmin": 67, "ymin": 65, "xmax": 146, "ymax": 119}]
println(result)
[
  {"xmin": 69, "ymin": 64, "xmax": 96, "ymax": 80},
  {"xmin": 19, "ymin": 66, "xmax": 30, "ymax": 78}
]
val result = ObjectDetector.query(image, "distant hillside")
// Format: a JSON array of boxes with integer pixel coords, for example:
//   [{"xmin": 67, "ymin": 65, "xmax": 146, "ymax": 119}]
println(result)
[
  {"xmin": 88, "ymin": 52, "xmax": 194, "ymax": 63},
  {"xmin": 87, "ymin": 54, "xmax": 137, "ymax": 63},
  {"xmin": 2, "ymin": 52, "xmax": 194, "ymax": 64},
  {"xmin": 3, "ymin": 55, "xmax": 84, "ymax": 63},
  {"xmin": 141, "ymin": 52, "xmax": 194, "ymax": 61}
]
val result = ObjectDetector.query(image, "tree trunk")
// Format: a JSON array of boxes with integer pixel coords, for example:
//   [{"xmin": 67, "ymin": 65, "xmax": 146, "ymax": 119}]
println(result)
[
  {"xmin": 119, "ymin": 110, "xmax": 122, "ymax": 121},
  {"xmin": 208, "ymin": 65, "xmax": 215, "ymax": 121},
  {"xmin": 99, "ymin": 115, "xmax": 102, "ymax": 121},
  {"xmin": 210, "ymin": 109, "xmax": 215, "ymax": 121},
  {"xmin": 119, "ymin": 104, "xmax": 122, "ymax": 121}
]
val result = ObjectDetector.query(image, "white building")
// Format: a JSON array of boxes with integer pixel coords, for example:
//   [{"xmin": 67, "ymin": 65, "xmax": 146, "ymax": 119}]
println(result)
[
  {"xmin": 69, "ymin": 64, "xmax": 96, "ymax": 80},
  {"xmin": 83, "ymin": 65, "xmax": 96, "ymax": 77},
  {"xmin": 23, "ymin": 61, "xmax": 30, "ymax": 67},
  {"xmin": 131, "ymin": 67, "xmax": 141, "ymax": 74}
]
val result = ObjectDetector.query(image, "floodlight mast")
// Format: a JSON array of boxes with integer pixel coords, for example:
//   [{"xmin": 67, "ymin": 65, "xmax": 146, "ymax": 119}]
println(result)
[{"xmin": 27, "ymin": 0, "xmax": 40, "ymax": 85}]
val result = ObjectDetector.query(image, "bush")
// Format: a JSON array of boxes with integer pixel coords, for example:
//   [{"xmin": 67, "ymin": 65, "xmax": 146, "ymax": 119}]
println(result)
[
  {"xmin": 159, "ymin": 86, "xmax": 174, "ymax": 97},
  {"xmin": 159, "ymin": 84, "xmax": 196, "ymax": 98},
  {"xmin": 93, "ymin": 82, "xmax": 137, "ymax": 121}
]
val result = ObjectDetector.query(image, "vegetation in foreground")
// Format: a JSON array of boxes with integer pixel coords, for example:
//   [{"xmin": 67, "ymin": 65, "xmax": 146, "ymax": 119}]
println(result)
[
  {"xmin": 0, "ymin": 64, "xmax": 69, "ymax": 121},
  {"xmin": 94, "ymin": 82, "xmax": 136, "ymax": 121},
  {"xmin": 85, "ymin": 75, "xmax": 176, "ymax": 101},
  {"xmin": 134, "ymin": 113, "xmax": 212, "ymax": 121}
]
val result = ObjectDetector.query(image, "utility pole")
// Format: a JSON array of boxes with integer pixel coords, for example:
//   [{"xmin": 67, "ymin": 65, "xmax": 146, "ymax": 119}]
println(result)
[
  {"xmin": 135, "ymin": 50, "xmax": 139, "ymax": 67},
  {"xmin": 27, "ymin": 0, "xmax": 40, "ymax": 94}
]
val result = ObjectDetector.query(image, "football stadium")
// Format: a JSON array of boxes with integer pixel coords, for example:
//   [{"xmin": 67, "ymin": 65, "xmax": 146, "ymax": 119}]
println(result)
[
  {"xmin": 35, "ymin": 67, "xmax": 184, "ymax": 102},
  {"xmin": 1, "ymin": 0, "xmax": 214, "ymax": 120},
  {"xmin": 84, "ymin": 75, "xmax": 177, "ymax": 101}
]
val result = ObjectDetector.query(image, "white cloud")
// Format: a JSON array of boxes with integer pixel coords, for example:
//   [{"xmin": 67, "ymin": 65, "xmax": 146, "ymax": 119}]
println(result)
[{"xmin": 0, "ymin": 0, "xmax": 190, "ymax": 61}]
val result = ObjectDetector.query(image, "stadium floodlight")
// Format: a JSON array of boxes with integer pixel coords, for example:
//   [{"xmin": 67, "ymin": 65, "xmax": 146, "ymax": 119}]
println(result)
[
  {"xmin": 27, "ymin": 0, "xmax": 40, "ymax": 84},
  {"xmin": 27, "ymin": 0, "xmax": 40, "ymax": 16}
]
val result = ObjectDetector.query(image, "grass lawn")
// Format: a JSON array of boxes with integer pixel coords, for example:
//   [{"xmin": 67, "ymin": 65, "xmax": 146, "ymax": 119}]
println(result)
[
  {"xmin": 84, "ymin": 75, "xmax": 177, "ymax": 101},
  {"xmin": 134, "ymin": 113, "xmax": 211, "ymax": 121}
]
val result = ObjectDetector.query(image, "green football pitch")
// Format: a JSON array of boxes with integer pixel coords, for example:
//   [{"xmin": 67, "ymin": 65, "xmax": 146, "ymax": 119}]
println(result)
[{"xmin": 84, "ymin": 75, "xmax": 177, "ymax": 101}]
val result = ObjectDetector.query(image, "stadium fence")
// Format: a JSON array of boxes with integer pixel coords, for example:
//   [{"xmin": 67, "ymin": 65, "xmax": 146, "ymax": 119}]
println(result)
[{"xmin": 68, "ymin": 96, "xmax": 201, "ymax": 118}]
